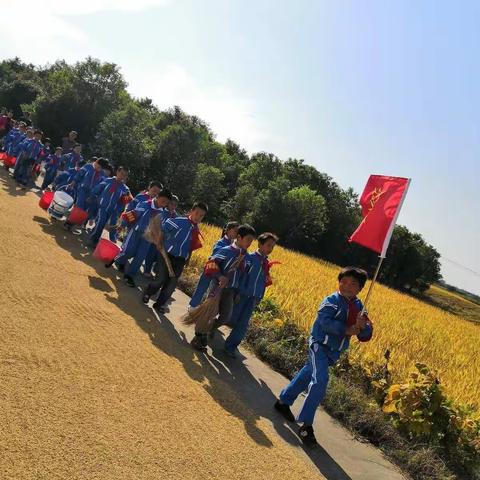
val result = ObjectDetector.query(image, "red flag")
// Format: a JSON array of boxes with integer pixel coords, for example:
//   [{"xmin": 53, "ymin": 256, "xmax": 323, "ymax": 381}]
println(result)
[{"xmin": 349, "ymin": 175, "xmax": 411, "ymax": 257}]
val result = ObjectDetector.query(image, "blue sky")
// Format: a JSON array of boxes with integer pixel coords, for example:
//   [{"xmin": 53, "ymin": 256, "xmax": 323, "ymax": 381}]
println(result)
[{"xmin": 1, "ymin": 0, "xmax": 479, "ymax": 294}]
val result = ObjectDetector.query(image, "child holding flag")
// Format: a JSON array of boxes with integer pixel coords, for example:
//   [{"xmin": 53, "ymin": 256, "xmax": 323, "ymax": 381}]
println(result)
[{"xmin": 274, "ymin": 267, "xmax": 373, "ymax": 446}]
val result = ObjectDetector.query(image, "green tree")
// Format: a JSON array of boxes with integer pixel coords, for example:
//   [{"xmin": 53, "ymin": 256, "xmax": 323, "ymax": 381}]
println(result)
[{"xmin": 192, "ymin": 164, "xmax": 227, "ymax": 223}]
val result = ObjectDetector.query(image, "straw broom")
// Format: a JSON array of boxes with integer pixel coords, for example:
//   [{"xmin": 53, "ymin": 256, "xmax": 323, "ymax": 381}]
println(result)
[
  {"xmin": 143, "ymin": 213, "xmax": 175, "ymax": 277},
  {"xmin": 182, "ymin": 253, "xmax": 244, "ymax": 332}
]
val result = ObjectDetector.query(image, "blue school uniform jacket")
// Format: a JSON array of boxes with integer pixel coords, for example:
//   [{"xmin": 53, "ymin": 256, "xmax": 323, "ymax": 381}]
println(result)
[
  {"xmin": 10, "ymin": 133, "xmax": 26, "ymax": 155},
  {"xmin": 131, "ymin": 200, "xmax": 165, "ymax": 234},
  {"xmin": 212, "ymin": 236, "xmax": 232, "ymax": 255},
  {"xmin": 310, "ymin": 292, "xmax": 373, "ymax": 355},
  {"xmin": 44, "ymin": 154, "xmax": 62, "ymax": 174},
  {"xmin": 163, "ymin": 216, "xmax": 199, "ymax": 259},
  {"xmin": 4, "ymin": 128, "xmax": 19, "ymax": 150},
  {"xmin": 208, "ymin": 244, "xmax": 247, "ymax": 289},
  {"xmin": 74, "ymin": 163, "xmax": 105, "ymax": 190},
  {"xmin": 17, "ymin": 138, "xmax": 42, "ymax": 160},
  {"xmin": 93, "ymin": 177, "xmax": 131, "ymax": 215},
  {"xmin": 241, "ymin": 251, "xmax": 270, "ymax": 300},
  {"xmin": 54, "ymin": 168, "xmax": 77, "ymax": 190},
  {"xmin": 63, "ymin": 152, "xmax": 84, "ymax": 169}
]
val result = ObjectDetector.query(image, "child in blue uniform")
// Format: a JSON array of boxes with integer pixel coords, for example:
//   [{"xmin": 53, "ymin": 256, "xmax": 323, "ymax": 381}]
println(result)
[
  {"xmin": 143, "ymin": 202, "xmax": 209, "ymax": 312},
  {"xmin": 274, "ymin": 267, "xmax": 374, "ymax": 446},
  {"xmin": 62, "ymin": 144, "xmax": 83, "ymax": 170},
  {"xmin": 89, "ymin": 166, "xmax": 131, "ymax": 247},
  {"xmin": 224, "ymin": 232, "xmax": 278, "ymax": 357},
  {"xmin": 13, "ymin": 129, "xmax": 43, "ymax": 187},
  {"xmin": 41, "ymin": 147, "xmax": 63, "ymax": 190},
  {"xmin": 110, "ymin": 189, "xmax": 172, "ymax": 287},
  {"xmin": 69, "ymin": 157, "xmax": 109, "ymax": 210},
  {"xmin": 189, "ymin": 221, "xmax": 240, "ymax": 309},
  {"xmin": 190, "ymin": 224, "xmax": 256, "ymax": 350}
]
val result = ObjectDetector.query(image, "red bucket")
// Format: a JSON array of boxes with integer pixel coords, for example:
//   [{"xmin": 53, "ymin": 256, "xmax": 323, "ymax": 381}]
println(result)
[
  {"xmin": 39, "ymin": 190, "xmax": 54, "ymax": 210},
  {"xmin": 4, "ymin": 155, "xmax": 16, "ymax": 167},
  {"xmin": 93, "ymin": 238, "xmax": 121, "ymax": 263},
  {"xmin": 67, "ymin": 206, "xmax": 89, "ymax": 225},
  {"xmin": 0, "ymin": 152, "xmax": 7, "ymax": 162}
]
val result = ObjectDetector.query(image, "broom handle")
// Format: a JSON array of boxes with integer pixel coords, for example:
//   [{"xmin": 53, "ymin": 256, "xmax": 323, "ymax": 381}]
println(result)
[{"xmin": 158, "ymin": 246, "xmax": 175, "ymax": 277}]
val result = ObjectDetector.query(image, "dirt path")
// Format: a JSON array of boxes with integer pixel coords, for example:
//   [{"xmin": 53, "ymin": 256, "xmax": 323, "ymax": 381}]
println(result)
[{"xmin": 0, "ymin": 172, "xmax": 323, "ymax": 479}]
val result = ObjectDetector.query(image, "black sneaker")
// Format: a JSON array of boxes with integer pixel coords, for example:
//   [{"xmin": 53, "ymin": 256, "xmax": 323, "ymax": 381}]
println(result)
[
  {"xmin": 142, "ymin": 293, "xmax": 150, "ymax": 304},
  {"xmin": 105, "ymin": 259, "xmax": 115, "ymax": 268},
  {"xmin": 116, "ymin": 263, "xmax": 125, "ymax": 273},
  {"xmin": 152, "ymin": 302, "xmax": 166, "ymax": 314},
  {"xmin": 298, "ymin": 425, "xmax": 318, "ymax": 447},
  {"xmin": 274, "ymin": 400, "xmax": 296, "ymax": 422},
  {"xmin": 124, "ymin": 275, "xmax": 136, "ymax": 288}
]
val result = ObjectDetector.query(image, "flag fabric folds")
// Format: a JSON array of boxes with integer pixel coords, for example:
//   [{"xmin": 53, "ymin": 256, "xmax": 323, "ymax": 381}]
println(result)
[{"xmin": 349, "ymin": 175, "xmax": 411, "ymax": 257}]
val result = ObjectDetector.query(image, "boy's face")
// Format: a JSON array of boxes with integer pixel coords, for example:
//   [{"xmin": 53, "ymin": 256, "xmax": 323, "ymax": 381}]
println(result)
[
  {"xmin": 259, "ymin": 239, "xmax": 276, "ymax": 256},
  {"xmin": 55, "ymin": 149, "xmax": 62, "ymax": 157},
  {"xmin": 168, "ymin": 200, "xmax": 178, "ymax": 212},
  {"xmin": 26, "ymin": 131, "xmax": 34, "ymax": 138},
  {"xmin": 148, "ymin": 186, "xmax": 161, "ymax": 198},
  {"xmin": 226, "ymin": 227, "xmax": 239, "ymax": 240},
  {"xmin": 116, "ymin": 169, "xmax": 128, "ymax": 182},
  {"xmin": 155, "ymin": 195, "xmax": 170, "ymax": 208},
  {"xmin": 19, "ymin": 126, "xmax": 26, "ymax": 133},
  {"xmin": 93, "ymin": 161, "xmax": 103, "ymax": 172},
  {"xmin": 189, "ymin": 207, "xmax": 206, "ymax": 224},
  {"xmin": 34, "ymin": 133, "xmax": 42, "ymax": 141},
  {"xmin": 73, "ymin": 146, "xmax": 81, "ymax": 155},
  {"xmin": 338, "ymin": 275, "xmax": 362, "ymax": 299},
  {"xmin": 237, "ymin": 234, "xmax": 255, "ymax": 251}
]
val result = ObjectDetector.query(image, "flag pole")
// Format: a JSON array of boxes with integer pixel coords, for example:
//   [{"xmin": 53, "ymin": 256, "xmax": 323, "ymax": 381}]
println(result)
[{"xmin": 361, "ymin": 256, "xmax": 384, "ymax": 315}]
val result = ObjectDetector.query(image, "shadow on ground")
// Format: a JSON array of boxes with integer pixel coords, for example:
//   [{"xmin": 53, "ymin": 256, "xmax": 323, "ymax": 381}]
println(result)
[{"xmin": 2, "ymin": 166, "xmax": 354, "ymax": 480}]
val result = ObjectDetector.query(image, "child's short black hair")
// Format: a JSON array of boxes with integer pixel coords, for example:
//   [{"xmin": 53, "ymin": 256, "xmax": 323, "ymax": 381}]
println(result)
[
  {"xmin": 44, "ymin": 137, "xmax": 51, "ymax": 143},
  {"xmin": 104, "ymin": 165, "xmax": 114, "ymax": 175},
  {"xmin": 158, "ymin": 188, "xmax": 173, "ymax": 200},
  {"xmin": 237, "ymin": 224, "xmax": 257, "ymax": 238},
  {"xmin": 116, "ymin": 166, "xmax": 129, "ymax": 174},
  {"xmin": 149, "ymin": 180, "xmax": 163, "ymax": 189},
  {"xmin": 171, "ymin": 195, "xmax": 179, "ymax": 203},
  {"xmin": 258, "ymin": 232, "xmax": 278, "ymax": 244},
  {"xmin": 222, "ymin": 221, "xmax": 240, "ymax": 236},
  {"xmin": 34, "ymin": 129, "xmax": 43, "ymax": 135},
  {"xmin": 90, "ymin": 156, "xmax": 98, "ymax": 162},
  {"xmin": 338, "ymin": 267, "xmax": 368, "ymax": 289},
  {"xmin": 97, "ymin": 157, "xmax": 109, "ymax": 169},
  {"xmin": 55, "ymin": 146, "xmax": 63, "ymax": 152},
  {"xmin": 192, "ymin": 201, "xmax": 208, "ymax": 212}
]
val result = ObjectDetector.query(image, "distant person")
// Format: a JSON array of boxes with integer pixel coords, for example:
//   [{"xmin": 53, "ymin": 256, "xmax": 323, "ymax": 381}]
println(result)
[
  {"xmin": 62, "ymin": 130, "xmax": 78, "ymax": 154},
  {"xmin": 89, "ymin": 166, "xmax": 131, "ymax": 247},
  {"xmin": 274, "ymin": 267, "xmax": 374, "ymax": 447},
  {"xmin": 41, "ymin": 147, "xmax": 63, "ymax": 190}
]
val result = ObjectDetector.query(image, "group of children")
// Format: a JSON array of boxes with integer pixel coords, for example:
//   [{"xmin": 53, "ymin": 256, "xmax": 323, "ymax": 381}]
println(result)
[{"xmin": 0, "ymin": 109, "xmax": 374, "ymax": 448}]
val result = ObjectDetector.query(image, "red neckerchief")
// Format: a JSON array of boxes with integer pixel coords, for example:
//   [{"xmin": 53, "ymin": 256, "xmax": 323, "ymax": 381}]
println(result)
[
  {"xmin": 338, "ymin": 293, "xmax": 360, "ymax": 327},
  {"xmin": 188, "ymin": 216, "xmax": 203, "ymax": 252},
  {"xmin": 109, "ymin": 179, "xmax": 119, "ymax": 194}
]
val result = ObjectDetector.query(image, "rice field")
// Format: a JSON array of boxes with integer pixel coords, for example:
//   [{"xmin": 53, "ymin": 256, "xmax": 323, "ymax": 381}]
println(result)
[{"xmin": 193, "ymin": 224, "xmax": 480, "ymax": 414}]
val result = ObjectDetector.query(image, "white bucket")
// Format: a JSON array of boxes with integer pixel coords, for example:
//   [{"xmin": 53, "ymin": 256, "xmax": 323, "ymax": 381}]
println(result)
[{"xmin": 52, "ymin": 190, "xmax": 74, "ymax": 208}]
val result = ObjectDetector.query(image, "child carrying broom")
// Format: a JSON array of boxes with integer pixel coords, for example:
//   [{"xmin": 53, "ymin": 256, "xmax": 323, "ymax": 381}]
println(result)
[{"xmin": 186, "ymin": 224, "xmax": 256, "ymax": 351}]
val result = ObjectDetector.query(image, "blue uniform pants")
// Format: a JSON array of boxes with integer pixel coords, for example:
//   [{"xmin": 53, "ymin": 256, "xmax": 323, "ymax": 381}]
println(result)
[
  {"xmin": 144, "ymin": 245, "xmax": 158, "ymax": 274},
  {"xmin": 75, "ymin": 186, "xmax": 91, "ymax": 211},
  {"xmin": 190, "ymin": 273, "xmax": 212, "ymax": 307},
  {"xmin": 279, "ymin": 343, "xmax": 336, "ymax": 425},
  {"xmin": 115, "ymin": 229, "xmax": 153, "ymax": 277},
  {"xmin": 224, "ymin": 295, "xmax": 257, "ymax": 353},
  {"xmin": 41, "ymin": 169, "xmax": 57, "ymax": 189},
  {"xmin": 13, "ymin": 153, "xmax": 32, "ymax": 185},
  {"xmin": 90, "ymin": 208, "xmax": 117, "ymax": 245}
]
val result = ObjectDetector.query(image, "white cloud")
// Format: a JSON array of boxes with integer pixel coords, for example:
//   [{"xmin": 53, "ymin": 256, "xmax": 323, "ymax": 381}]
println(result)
[
  {"xmin": 124, "ymin": 64, "xmax": 274, "ymax": 152},
  {"xmin": 0, "ymin": 0, "xmax": 275, "ymax": 153}
]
